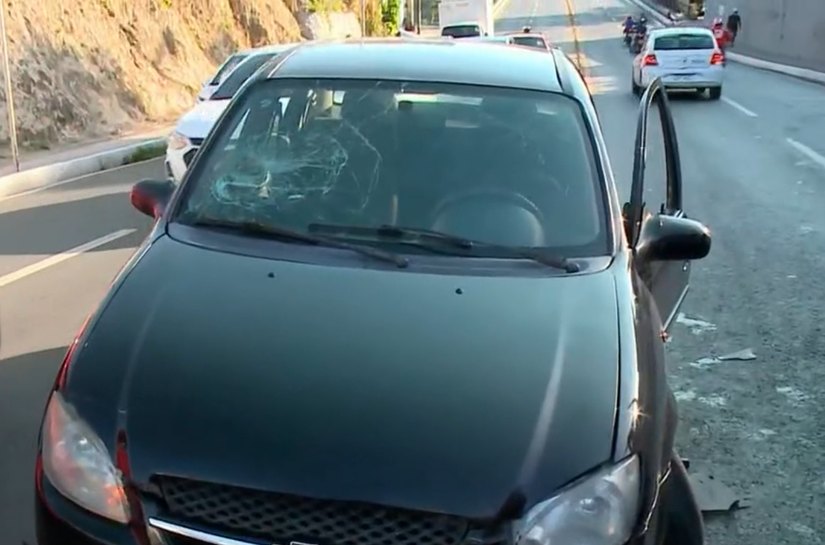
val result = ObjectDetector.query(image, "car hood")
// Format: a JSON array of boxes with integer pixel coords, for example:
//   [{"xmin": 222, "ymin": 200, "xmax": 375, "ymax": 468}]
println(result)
[
  {"xmin": 71, "ymin": 236, "xmax": 620, "ymax": 519},
  {"xmin": 174, "ymin": 99, "xmax": 229, "ymax": 139}
]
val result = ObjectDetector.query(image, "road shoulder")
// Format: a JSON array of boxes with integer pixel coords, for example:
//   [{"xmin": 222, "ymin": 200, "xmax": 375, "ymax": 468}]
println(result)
[{"xmin": 0, "ymin": 126, "xmax": 171, "ymax": 201}]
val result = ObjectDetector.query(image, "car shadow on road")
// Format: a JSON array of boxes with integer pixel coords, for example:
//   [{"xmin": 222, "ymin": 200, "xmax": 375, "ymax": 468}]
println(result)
[
  {"xmin": 0, "ymin": 192, "xmax": 153, "ymax": 256},
  {"xmin": 0, "ymin": 346, "xmax": 68, "ymax": 545}
]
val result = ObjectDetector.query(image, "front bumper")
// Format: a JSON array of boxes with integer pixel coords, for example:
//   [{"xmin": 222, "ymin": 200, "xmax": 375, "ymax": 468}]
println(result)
[
  {"xmin": 165, "ymin": 143, "xmax": 200, "ymax": 184},
  {"xmin": 36, "ymin": 465, "xmax": 657, "ymax": 545}
]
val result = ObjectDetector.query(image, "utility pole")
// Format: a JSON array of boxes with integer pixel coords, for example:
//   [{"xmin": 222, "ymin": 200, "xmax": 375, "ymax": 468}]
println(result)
[
  {"xmin": 359, "ymin": 0, "xmax": 366, "ymax": 36},
  {"xmin": 0, "ymin": 0, "xmax": 19, "ymax": 172}
]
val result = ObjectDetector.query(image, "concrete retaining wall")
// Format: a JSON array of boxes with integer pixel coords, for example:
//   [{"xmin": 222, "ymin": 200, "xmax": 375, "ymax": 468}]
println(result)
[{"xmin": 703, "ymin": 0, "xmax": 825, "ymax": 73}]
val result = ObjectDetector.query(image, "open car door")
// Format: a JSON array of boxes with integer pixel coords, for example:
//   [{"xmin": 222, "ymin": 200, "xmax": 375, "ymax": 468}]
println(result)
[{"xmin": 625, "ymin": 78, "xmax": 709, "ymax": 332}]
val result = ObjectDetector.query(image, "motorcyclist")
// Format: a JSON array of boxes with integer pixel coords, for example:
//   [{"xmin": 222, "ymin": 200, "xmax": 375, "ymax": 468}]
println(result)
[
  {"xmin": 630, "ymin": 15, "xmax": 648, "ymax": 50},
  {"xmin": 634, "ymin": 15, "xmax": 648, "ymax": 35},
  {"xmin": 711, "ymin": 17, "xmax": 732, "ymax": 50},
  {"xmin": 623, "ymin": 15, "xmax": 635, "ymax": 34},
  {"xmin": 621, "ymin": 15, "xmax": 635, "ymax": 45}
]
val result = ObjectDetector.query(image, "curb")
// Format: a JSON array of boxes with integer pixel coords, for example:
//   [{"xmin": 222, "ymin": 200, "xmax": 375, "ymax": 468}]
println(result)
[
  {"xmin": 724, "ymin": 52, "xmax": 825, "ymax": 85},
  {"xmin": 625, "ymin": 0, "xmax": 825, "ymax": 85},
  {"xmin": 0, "ymin": 138, "xmax": 166, "ymax": 200}
]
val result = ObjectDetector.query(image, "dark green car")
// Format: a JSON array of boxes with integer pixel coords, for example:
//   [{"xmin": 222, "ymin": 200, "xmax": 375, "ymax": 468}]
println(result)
[{"xmin": 35, "ymin": 39, "xmax": 710, "ymax": 545}]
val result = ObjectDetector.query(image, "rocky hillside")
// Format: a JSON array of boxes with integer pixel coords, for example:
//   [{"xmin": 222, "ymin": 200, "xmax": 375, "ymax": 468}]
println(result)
[{"xmin": 0, "ymin": 0, "xmax": 360, "ymax": 152}]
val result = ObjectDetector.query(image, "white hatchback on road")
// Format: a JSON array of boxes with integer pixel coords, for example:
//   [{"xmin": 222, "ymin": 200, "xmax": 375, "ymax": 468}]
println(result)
[
  {"xmin": 166, "ymin": 44, "xmax": 295, "ymax": 182},
  {"xmin": 631, "ymin": 27, "xmax": 725, "ymax": 100}
]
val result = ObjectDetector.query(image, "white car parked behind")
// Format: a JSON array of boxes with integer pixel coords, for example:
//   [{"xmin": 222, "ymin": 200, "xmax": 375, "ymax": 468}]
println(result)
[
  {"xmin": 166, "ymin": 44, "xmax": 295, "ymax": 182},
  {"xmin": 631, "ymin": 27, "xmax": 725, "ymax": 100}
]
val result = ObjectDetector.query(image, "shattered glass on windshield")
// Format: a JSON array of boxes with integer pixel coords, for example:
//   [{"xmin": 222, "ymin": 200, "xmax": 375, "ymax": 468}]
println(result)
[
  {"xmin": 199, "ymin": 83, "xmax": 394, "ymax": 224},
  {"xmin": 176, "ymin": 78, "xmax": 608, "ymax": 254}
]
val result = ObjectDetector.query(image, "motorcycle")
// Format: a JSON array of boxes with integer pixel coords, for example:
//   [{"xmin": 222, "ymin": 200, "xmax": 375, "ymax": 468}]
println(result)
[
  {"xmin": 623, "ymin": 28, "xmax": 633, "ymax": 46},
  {"xmin": 712, "ymin": 25, "xmax": 732, "ymax": 50},
  {"xmin": 631, "ymin": 29, "xmax": 646, "ymax": 54}
]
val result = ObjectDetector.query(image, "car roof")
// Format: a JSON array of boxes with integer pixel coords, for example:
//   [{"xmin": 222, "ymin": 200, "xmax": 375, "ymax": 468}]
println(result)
[
  {"xmin": 650, "ymin": 26, "xmax": 714, "ymax": 37},
  {"xmin": 506, "ymin": 31, "xmax": 545, "ymax": 37},
  {"xmin": 264, "ymin": 39, "xmax": 566, "ymax": 93},
  {"xmin": 238, "ymin": 43, "xmax": 299, "ymax": 56},
  {"xmin": 468, "ymin": 35, "xmax": 511, "ymax": 42},
  {"xmin": 508, "ymin": 33, "xmax": 549, "ymax": 42}
]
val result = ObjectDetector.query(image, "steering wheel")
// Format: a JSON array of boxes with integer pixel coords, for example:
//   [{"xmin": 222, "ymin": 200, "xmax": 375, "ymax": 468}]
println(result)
[{"xmin": 429, "ymin": 187, "xmax": 547, "ymax": 247}]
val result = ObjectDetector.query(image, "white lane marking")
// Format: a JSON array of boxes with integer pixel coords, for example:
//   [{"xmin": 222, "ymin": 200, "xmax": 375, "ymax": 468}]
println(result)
[
  {"xmin": 577, "ymin": 53, "xmax": 603, "ymax": 68},
  {"xmin": 527, "ymin": 0, "xmax": 538, "ymax": 24},
  {"xmin": 0, "ymin": 229, "xmax": 136, "ymax": 288},
  {"xmin": 721, "ymin": 97, "xmax": 758, "ymax": 117},
  {"xmin": 787, "ymin": 137, "xmax": 825, "ymax": 170},
  {"xmin": 0, "ymin": 156, "xmax": 161, "ymax": 204}
]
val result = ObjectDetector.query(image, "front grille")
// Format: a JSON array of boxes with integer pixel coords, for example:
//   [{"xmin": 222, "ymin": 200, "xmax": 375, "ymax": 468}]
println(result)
[
  {"xmin": 163, "ymin": 536, "xmax": 202, "ymax": 545},
  {"xmin": 182, "ymin": 147, "xmax": 199, "ymax": 167},
  {"xmin": 157, "ymin": 477, "xmax": 470, "ymax": 545}
]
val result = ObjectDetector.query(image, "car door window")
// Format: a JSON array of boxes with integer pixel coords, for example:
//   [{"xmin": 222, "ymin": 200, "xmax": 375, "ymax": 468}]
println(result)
[{"xmin": 628, "ymin": 79, "xmax": 688, "ymax": 330}]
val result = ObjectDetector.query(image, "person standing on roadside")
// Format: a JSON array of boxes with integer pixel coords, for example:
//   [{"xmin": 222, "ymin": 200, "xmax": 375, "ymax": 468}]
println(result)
[{"xmin": 726, "ymin": 8, "xmax": 742, "ymax": 45}]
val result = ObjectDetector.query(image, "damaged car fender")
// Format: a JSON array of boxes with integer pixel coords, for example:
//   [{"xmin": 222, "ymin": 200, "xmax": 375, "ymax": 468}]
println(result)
[{"xmin": 612, "ymin": 250, "xmax": 704, "ymax": 545}]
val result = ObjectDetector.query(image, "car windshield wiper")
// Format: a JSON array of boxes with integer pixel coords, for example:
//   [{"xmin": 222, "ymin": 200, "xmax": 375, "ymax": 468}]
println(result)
[
  {"xmin": 187, "ymin": 216, "xmax": 409, "ymax": 268},
  {"xmin": 308, "ymin": 223, "xmax": 580, "ymax": 273},
  {"xmin": 309, "ymin": 223, "xmax": 475, "ymax": 249},
  {"xmin": 311, "ymin": 223, "xmax": 476, "ymax": 247}
]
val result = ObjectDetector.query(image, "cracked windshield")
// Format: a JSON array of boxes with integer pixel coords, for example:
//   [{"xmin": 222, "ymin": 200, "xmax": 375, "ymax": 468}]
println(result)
[
  {"xmin": 0, "ymin": 0, "xmax": 822, "ymax": 545},
  {"xmin": 177, "ymin": 80, "xmax": 605, "ymax": 256}
]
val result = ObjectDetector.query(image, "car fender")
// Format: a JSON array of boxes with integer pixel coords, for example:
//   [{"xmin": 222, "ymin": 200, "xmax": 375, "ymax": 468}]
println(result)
[
  {"xmin": 659, "ymin": 454, "xmax": 705, "ymax": 545},
  {"xmin": 611, "ymin": 252, "xmax": 697, "ymax": 541}
]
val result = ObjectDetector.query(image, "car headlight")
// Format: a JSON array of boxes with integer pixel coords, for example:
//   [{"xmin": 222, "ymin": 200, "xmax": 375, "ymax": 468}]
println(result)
[
  {"xmin": 167, "ymin": 131, "xmax": 191, "ymax": 151},
  {"xmin": 516, "ymin": 456, "xmax": 640, "ymax": 545},
  {"xmin": 41, "ymin": 391, "xmax": 130, "ymax": 523}
]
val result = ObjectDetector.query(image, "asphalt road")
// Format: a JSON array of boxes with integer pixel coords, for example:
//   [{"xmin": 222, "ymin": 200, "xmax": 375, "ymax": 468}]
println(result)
[
  {"xmin": 496, "ymin": 0, "xmax": 825, "ymax": 543},
  {"xmin": 0, "ymin": 161, "xmax": 163, "ymax": 544},
  {"xmin": 1, "ymin": 0, "xmax": 824, "ymax": 542}
]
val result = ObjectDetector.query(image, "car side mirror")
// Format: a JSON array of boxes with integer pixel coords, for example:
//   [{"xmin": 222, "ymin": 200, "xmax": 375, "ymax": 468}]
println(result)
[
  {"xmin": 635, "ymin": 213, "xmax": 711, "ymax": 262},
  {"xmin": 130, "ymin": 179, "xmax": 175, "ymax": 218}
]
